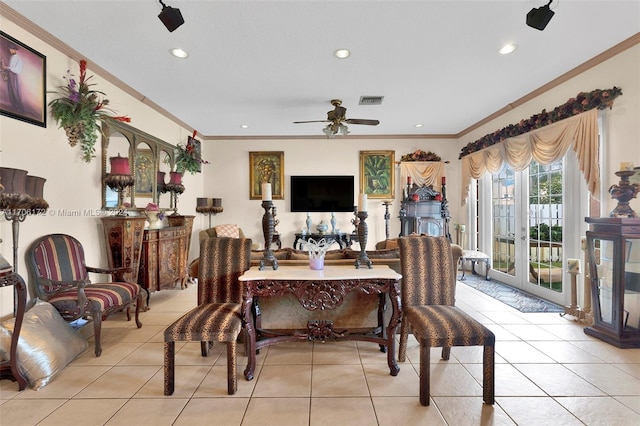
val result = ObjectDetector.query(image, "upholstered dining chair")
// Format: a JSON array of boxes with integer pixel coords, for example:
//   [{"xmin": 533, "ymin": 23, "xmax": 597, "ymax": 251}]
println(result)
[
  {"xmin": 164, "ymin": 236, "xmax": 252, "ymax": 395},
  {"xmin": 398, "ymin": 235, "xmax": 495, "ymax": 406},
  {"xmin": 27, "ymin": 234, "xmax": 143, "ymax": 357}
]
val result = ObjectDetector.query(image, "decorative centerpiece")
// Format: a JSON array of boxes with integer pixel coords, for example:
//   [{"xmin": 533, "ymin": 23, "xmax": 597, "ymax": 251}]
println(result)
[
  {"xmin": 400, "ymin": 150, "xmax": 442, "ymax": 162},
  {"xmin": 301, "ymin": 238, "xmax": 333, "ymax": 270},
  {"xmin": 49, "ymin": 59, "xmax": 130, "ymax": 163},
  {"xmin": 609, "ymin": 168, "xmax": 638, "ymax": 218},
  {"xmin": 144, "ymin": 202, "xmax": 164, "ymax": 229},
  {"xmin": 316, "ymin": 220, "xmax": 329, "ymax": 234}
]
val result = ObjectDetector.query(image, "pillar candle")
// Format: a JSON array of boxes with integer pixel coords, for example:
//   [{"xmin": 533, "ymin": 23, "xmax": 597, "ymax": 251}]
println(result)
[
  {"xmin": 620, "ymin": 162, "xmax": 634, "ymax": 171},
  {"xmin": 407, "ymin": 176, "xmax": 411, "ymax": 185},
  {"xmin": 262, "ymin": 183, "xmax": 272, "ymax": 201},
  {"xmin": 358, "ymin": 193, "xmax": 368, "ymax": 211},
  {"xmin": 442, "ymin": 176, "xmax": 446, "ymax": 185}
]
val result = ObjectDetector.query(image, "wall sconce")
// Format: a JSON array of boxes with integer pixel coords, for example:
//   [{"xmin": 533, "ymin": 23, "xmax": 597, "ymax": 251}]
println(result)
[
  {"xmin": 104, "ymin": 154, "xmax": 134, "ymax": 214},
  {"xmin": 165, "ymin": 171, "xmax": 185, "ymax": 215},
  {"xmin": 196, "ymin": 197, "xmax": 223, "ymax": 228}
]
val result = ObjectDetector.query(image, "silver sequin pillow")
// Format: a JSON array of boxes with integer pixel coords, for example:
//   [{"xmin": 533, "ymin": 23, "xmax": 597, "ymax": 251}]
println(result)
[{"xmin": 0, "ymin": 299, "xmax": 88, "ymax": 390}]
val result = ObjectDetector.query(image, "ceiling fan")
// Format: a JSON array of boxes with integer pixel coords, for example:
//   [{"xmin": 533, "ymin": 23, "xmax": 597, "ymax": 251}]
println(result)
[{"xmin": 293, "ymin": 99, "xmax": 380, "ymax": 137}]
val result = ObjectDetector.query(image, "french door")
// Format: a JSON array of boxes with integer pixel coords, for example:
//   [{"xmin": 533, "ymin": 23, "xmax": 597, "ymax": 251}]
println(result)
[{"xmin": 488, "ymin": 159, "xmax": 568, "ymax": 305}]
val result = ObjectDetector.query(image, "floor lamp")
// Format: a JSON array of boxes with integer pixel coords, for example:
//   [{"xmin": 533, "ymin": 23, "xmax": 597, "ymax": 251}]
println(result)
[{"xmin": 196, "ymin": 198, "xmax": 223, "ymax": 228}]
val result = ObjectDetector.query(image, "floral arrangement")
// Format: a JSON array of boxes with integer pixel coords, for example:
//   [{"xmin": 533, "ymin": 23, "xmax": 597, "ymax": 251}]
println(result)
[
  {"xmin": 301, "ymin": 238, "xmax": 333, "ymax": 259},
  {"xmin": 49, "ymin": 59, "xmax": 130, "ymax": 163},
  {"xmin": 145, "ymin": 202, "xmax": 159, "ymax": 212},
  {"xmin": 459, "ymin": 87, "xmax": 623, "ymax": 159},
  {"xmin": 175, "ymin": 131, "xmax": 209, "ymax": 174},
  {"xmin": 400, "ymin": 150, "xmax": 442, "ymax": 162}
]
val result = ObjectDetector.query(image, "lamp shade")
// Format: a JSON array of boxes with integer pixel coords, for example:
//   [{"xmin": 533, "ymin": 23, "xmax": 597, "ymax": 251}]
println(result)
[
  {"xmin": 25, "ymin": 175, "xmax": 46, "ymax": 199},
  {"xmin": 212, "ymin": 198, "xmax": 222, "ymax": 207},
  {"xmin": 0, "ymin": 167, "xmax": 28, "ymax": 194},
  {"xmin": 109, "ymin": 155, "xmax": 131, "ymax": 175},
  {"xmin": 196, "ymin": 197, "xmax": 209, "ymax": 207},
  {"xmin": 169, "ymin": 171, "xmax": 183, "ymax": 185}
]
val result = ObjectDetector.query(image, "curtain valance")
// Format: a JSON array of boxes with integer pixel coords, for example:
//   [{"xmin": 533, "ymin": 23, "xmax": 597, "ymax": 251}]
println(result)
[
  {"xmin": 400, "ymin": 161, "xmax": 445, "ymax": 192},
  {"xmin": 461, "ymin": 109, "xmax": 599, "ymax": 204}
]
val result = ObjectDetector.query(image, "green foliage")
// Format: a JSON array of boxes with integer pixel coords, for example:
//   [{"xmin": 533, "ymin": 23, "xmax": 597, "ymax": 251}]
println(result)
[
  {"xmin": 364, "ymin": 155, "xmax": 391, "ymax": 193},
  {"xmin": 529, "ymin": 224, "xmax": 563, "ymax": 242}
]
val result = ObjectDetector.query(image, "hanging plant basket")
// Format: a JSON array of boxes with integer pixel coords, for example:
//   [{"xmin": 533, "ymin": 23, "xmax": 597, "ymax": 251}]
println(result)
[{"xmin": 49, "ymin": 59, "xmax": 130, "ymax": 163}]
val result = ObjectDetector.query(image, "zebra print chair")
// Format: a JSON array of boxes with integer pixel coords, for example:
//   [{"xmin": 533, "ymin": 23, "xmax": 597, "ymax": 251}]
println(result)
[
  {"xmin": 398, "ymin": 235, "xmax": 495, "ymax": 406},
  {"xmin": 164, "ymin": 237, "xmax": 252, "ymax": 395}
]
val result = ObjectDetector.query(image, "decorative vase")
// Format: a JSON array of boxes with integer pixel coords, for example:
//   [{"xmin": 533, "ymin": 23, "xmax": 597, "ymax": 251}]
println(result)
[
  {"xmin": 316, "ymin": 220, "xmax": 328, "ymax": 234},
  {"xmin": 145, "ymin": 211, "xmax": 162, "ymax": 229},
  {"xmin": 306, "ymin": 213, "xmax": 312, "ymax": 233},
  {"xmin": 330, "ymin": 212, "xmax": 337, "ymax": 233},
  {"xmin": 309, "ymin": 256, "xmax": 324, "ymax": 270}
]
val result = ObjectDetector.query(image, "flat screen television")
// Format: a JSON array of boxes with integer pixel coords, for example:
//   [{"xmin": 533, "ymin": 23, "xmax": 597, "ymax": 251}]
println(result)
[{"xmin": 290, "ymin": 175, "xmax": 354, "ymax": 212}]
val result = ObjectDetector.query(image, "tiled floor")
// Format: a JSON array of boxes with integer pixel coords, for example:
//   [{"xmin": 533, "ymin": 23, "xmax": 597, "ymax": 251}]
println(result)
[{"xmin": 2, "ymin": 281, "xmax": 640, "ymax": 425}]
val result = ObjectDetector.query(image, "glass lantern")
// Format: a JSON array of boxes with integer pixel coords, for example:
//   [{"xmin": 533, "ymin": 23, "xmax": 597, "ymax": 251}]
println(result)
[{"xmin": 585, "ymin": 217, "xmax": 640, "ymax": 348}]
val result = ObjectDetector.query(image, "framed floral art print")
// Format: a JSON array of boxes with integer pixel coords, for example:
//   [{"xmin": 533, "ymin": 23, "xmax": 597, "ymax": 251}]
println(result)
[{"xmin": 249, "ymin": 151, "xmax": 284, "ymax": 200}]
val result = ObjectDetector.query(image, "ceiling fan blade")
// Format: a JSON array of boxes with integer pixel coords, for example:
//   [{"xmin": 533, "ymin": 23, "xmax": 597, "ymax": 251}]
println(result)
[
  {"xmin": 293, "ymin": 120, "xmax": 330, "ymax": 124},
  {"xmin": 346, "ymin": 119, "xmax": 380, "ymax": 126}
]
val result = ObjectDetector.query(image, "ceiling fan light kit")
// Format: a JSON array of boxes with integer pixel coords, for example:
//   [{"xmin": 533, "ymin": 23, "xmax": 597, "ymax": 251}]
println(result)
[
  {"xmin": 294, "ymin": 99, "xmax": 379, "ymax": 137},
  {"xmin": 158, "ymin": 0, "xmax": 185, "ymax": 32}
]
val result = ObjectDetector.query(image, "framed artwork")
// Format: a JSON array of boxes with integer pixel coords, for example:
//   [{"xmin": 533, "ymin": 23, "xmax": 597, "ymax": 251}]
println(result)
[
  {"xmin": 360, "ymin": 150, "xmax": 395, "ymax": 199},
  {"xmin": 0, "ymin": 31, "xmax": 46, "ymax": 127},
  {"xmin": 249, "ymin": 151, "xmax": 284, "ymax": 200},
  {"xmin": 135, "ymin": 149, "xmax": 155, "ymax": 197},
  {"xmin": 631, "ymin": 167, "xmax": 640, "ymax": 186}
]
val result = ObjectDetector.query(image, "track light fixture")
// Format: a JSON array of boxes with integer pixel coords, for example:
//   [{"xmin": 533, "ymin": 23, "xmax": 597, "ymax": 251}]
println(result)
[
  {"xmin": 158, "ymin": 0, "xmax": 185, "ymax": 32},
  {"xmin": 526, "ymin": 0, "xmax": 555, "ymax": 31}
]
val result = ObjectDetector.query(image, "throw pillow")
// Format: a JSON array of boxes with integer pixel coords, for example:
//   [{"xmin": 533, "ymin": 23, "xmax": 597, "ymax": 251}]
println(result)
[
  {"xmin": 0, "ymin": 299, "xmax": 88, "ymax": 390},
  {"xmin": 215, "ymin": 224, "xmax": 240, "ymax": 238}
]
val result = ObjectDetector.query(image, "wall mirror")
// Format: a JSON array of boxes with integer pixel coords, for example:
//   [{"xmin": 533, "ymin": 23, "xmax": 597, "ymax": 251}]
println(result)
[{"xmin": 101, "ymin": 121, "xmax": 176, "ymax": 211}]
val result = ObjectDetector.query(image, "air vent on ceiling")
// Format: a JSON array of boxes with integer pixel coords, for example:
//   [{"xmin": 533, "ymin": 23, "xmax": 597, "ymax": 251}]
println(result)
[{"xmin": 359, "ymin": 96, "xmax": 384, "ymax": 105}]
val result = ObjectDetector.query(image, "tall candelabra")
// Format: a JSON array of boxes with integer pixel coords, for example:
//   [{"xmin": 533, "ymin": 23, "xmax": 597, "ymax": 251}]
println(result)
[
  {"xmin": 104, "ymin": 174, "xmax": 134, "ymax": 214},
  {"xmin": 196, "ymin": 198, "xmax": 223, "ymax": 228},
  {"xmin": 383, "ymin": 201, "xmax": 392, "ymax": 240},
  {"xmin": 354, "ymin": 211, "xmax": 372, "ymax": 269},
  {"xmin": 259, "ymin": 200, "xmax": 278, "ymax": 270}
]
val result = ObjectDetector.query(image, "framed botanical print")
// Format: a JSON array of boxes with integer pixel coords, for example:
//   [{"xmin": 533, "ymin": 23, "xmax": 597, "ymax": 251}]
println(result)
[
  {"xmin": 249, "ymin": 151, "xmax": 284, "ymax": 200},
  {"xmin": 0, "ymin": 31, "xmax": 46, "ymax": 127},
  {"xmin": 360, "ymin": 150, "xmax": 395, "ymax": 199},
  {"xmin": 135, "ymin": 149, "xmax": 155, "ymax": 197}
]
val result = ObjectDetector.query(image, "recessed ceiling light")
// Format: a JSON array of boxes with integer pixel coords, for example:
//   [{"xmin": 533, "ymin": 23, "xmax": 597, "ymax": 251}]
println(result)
[
  {"xmin": 170, "ymin": 48, "xmax": 188, "ymax": 58},
  {"xmin": 240, "ymin": 124, "xmax": 249, "ymax": 129},
  {"xmin": 415, "ymin": 124, "xmax": 423, "ymax": 128},
  {"xmin": 498, "ymin": 43, "xmax": 518, "ymax": 55},
  {"xmin": 334, "ymin": 49, "xmax": 351, "ymax": 59}
]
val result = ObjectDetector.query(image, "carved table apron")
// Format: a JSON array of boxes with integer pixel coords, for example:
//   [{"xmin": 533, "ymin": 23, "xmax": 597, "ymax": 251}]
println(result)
[{"xmin": 240, "ymin": 265, "xmax": 402, "ymax": 381}]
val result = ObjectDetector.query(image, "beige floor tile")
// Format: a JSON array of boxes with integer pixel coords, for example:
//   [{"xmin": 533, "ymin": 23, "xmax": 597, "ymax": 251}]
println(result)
[
  {"xmin": 104, "ymin": 397, "xmax": 188, "ymax": 426},
  {"xmin": 356, "ymin": 340, "xmax": 395, "ymax": 365},
  {"xmin": 173, "ymin": 397, "xmax": 249, "ymax": 426},
  {"xmin": 614, "ymin": 362, "xmax": 640, "ymax": 380},
  {"xmin": 263, "ymin": 341, "xmax": 313, "ymax": 364},
  {"xmin": 373, "ymin": 396, "xmax": 448, "ymax": 425},
  {"xmin": 71, "ymin": 342, "xmax": 143, "ymax": 366},
  {"xmin": 175, "ymin": 341, "xmax": 224, "ymax": 366},
  {"xmin": 432, "ymin": 396, "xmax": 516, "ymax": 425},
  {"xmin": 103, "ymin": 324, "xmax": 165, "ymax": 343},
  {"xmin": 242, "ymin": 397, "xmax": 310, "ymax": 426},
  {"xmin": 465, "ymin": 363, "xmax": 546, "ymax": 397},
  {"xmin": 0, "ymin": 399, "xmax": 66, "ymax": 425},
  {"xmin": 485, "ymin": 324, "xmax": 520, "ymax": 341},
  {"xmin": 252, "ymin": 364, "xmax": 311, "ymax": 397},
  {"xmin": 514, "ymin": 363, "xmax": 605, "ymax": 396},
  {"xmin": 74, "ymin": 365, "xmax": 159, "ymax": 399},
  {"xmin": 310, "ymin": 397, "xmax": 377, "ymax": 426},
  {"xmin": 312, "ymin": 340, "xmax": 361, "ymax": 364},
  {"xmin": 528, "ymin": 340, "xmax": 606, "ymax": 364},
  {"xmin": 364, "ymin": 363, "xmax": 419, "ymax": 397},
  {"xmin": 118, "ymin": 342, "xmax": 165, "ymax": 366},
  {"xmin": 570, "ymin": 340, "xmax": 640, "ymax": 363},
  {"xmin": 615, "ymin": 396, "xmax": 640, "ymax": 414},
  {"xmin": 37, "ymin": 399, "xmax": 127, "ymax": 426},
  {"xmin": 428, "ymin": 363, "xmax": 484, "ymax": 397},
  {"xmin": 482, "ymin": 311, "xmax": 532, "ymax": 325},
  {"xmin": 312, "ymin": 364, "xmax": 369, "ymax": 397},
  {"xmin": 135, "ymin": 365, "xmax": 211, "ymax": 398},
  {"xmin": 497, "ymin": 396, "xmax": 586, "ymax": 425},
  {"xmin": 557, "ymin": 396, "xmax": 640, "ymax": 425},
  {"xmin": 563, "ymin": 363, "xmax": 640, "ymax": 395},
  {"xmin": 538, "ymin": 323, "xmax": 598, "ymax": 341},
  {"xmin": 494, "ymin": 341, "xmax": 555, "ymax": 363},
  {"xmin": 193, "ymin": 365, "xmax": 259, "ymax": 398},
  {"xmin": 14, "ymin": 365, "xmax": 110, "ymax": 399},
  {"xmin": 501, "ymin": 324, "xmax": 562, "ymax": 340}
]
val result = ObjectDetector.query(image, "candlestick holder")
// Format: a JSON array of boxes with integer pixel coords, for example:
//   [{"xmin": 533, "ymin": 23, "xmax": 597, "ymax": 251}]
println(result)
[
  {"xmin": 383, "ymin": 201, "xmax": 392, "ymax": 241},
  {"xmin": 104, "ymin": 174, "xmax": 134, "ymax": 214},
  {"xmin": 608, "ymin": 170, "xmax": 638, "ymax": 218},
  {"xmin": 355, "ymin": 211, "xmax": 372, "ymax": 269},
  {"xmin": 166, "ymin": 182, "xmax": 185, "ymax": 216},
  {"xmin": 259, "ymin": 200, "xmax": 278, "ymax": 270}
]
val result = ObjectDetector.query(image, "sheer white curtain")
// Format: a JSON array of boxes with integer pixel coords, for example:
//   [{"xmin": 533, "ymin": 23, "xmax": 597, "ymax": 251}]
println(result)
[{"xmin": 461, "ymin": 109, "xmax": 599, "ymax": 204}]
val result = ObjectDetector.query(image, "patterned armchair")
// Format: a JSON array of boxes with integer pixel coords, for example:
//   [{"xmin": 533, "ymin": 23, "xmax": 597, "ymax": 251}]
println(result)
[
  {"xmin": 27, "ymin": 234, "xmax": 143, "ymax": 357},
  {"xmin": 398, "ymin": 235, "xmax": 495, "ymax": 406},
  {"xmin": 164, "ymin": 237, "xmax": 252, "ymax": 395}
]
